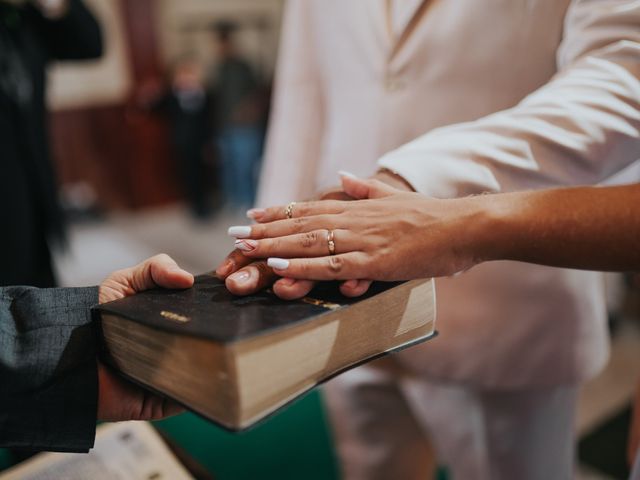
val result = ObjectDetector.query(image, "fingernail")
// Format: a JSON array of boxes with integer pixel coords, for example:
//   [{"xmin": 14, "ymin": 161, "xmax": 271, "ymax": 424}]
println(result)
[
  {"xmin": 279, "ymin": 277, "xmax": 296, "ymax": 287},
  {"xmin": 228, "ymin": 226, "xmax": 252, "ymax": 238},
  {"xmin": 235, "ymin": 239, "xmax": 257, "ymax": 252},
  {"xmin": 268, "ymin": 258, "xmax": 290, "ymax": 270},
  {"xmin": 215, "ymin": 259, "xmax": 233, "ymax": 277},
  {"xmin": 246, "ymin": 208, "xmax": 265, "ymax": 220},
  {"xmin": 338, "ymin": 170, "xmax": 358, "ymax": 179},
  {"xmin": 343, "ymin": 279, "xmax": 358, "ymax": 288},
  {"xmin": 229, "ymin": 270, "xmax": 251, "ymax": 284}
]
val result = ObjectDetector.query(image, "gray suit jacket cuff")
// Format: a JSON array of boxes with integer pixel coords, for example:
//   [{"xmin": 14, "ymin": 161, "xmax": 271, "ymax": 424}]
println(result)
[{"xmin": 0, "ymin": 285, "xmax": 99, "ymax": 452}]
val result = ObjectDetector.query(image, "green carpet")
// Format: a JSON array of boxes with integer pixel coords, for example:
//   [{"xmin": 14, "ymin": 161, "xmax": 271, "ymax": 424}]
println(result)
[
  {"xmin": 154, "ymin": 390, "xmax": 339, "ymax": 480},
  {"xmin": 0, "ymin": 449, "xmax": 10, "ymax": 472}
]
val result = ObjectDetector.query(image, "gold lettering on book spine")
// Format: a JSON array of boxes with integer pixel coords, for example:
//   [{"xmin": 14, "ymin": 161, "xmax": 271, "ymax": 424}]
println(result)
[
  {"xmin": 160, "ymin": 310, "xmax": 191, "ymax": 323},
  {"xmin": 301, "ymin": 297, "xmax": 341, "ymax": 310}
]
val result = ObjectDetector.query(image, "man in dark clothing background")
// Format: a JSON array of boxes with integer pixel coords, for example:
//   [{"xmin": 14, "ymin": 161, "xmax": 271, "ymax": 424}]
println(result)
[
  {"xmin": 0, "ymin": 0, "xmax": 102, "ymax": 287},
  {"xmin": 142, "ymin": 56, "xmax": 213, "ymax": 219}
]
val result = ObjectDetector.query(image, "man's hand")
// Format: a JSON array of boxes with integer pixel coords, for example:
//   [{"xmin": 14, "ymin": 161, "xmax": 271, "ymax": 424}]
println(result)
[
  {"xmin": 216, "ymin": 170, "xmax": 415, "ymax": 300},
  {"xmin": 97, "ymin": 254, "xmax": 194, "ymax": 421}
]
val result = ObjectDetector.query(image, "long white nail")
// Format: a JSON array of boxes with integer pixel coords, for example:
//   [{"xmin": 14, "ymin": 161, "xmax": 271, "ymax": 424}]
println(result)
[
  {"xmin": 338, "ymin": 170, "xmax": 358, "ymax": 179},
  {"xmin": 267, "ymin": 258, "xmax": 290, "ymax": 270},
  {"xmin": 246, "ymin": 208, "xmax": 265, "ymax": 220},
  {"xmin": 228, "ymin": 226, "xmax": 252, "ymax": 238}
]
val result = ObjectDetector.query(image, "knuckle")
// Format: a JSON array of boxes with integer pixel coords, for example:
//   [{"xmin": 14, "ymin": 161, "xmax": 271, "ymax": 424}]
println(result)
[
  {"xmin": 295, "ymin": 203, "xmax": 308, "ymax": 217},
  {"xmin": 252, "ymin": 224, "xmax": 262, "ymax": 238},
  {"xmin": 153, "ymin": 253, "xmax": 171, "ymax": 263},
  {"xmin": 270, "ymin": 237, "xmax": 281, "ymax": 252},
  {"xmin": 301, "ymin": 231, "xmax": 318, "ymax": 248},
  {"xmin": 298, "ymin": 261, "xmax": 311, "ymax": 275},
  {"xmin": 292, "ymin": 217, "xmax": 307, "ymax": 233},
  {"xmin": 266, "ymin": 207, "xmax": 279, "ymax": 220},
  {"xmin": 113, "ymin": 267, "xmax": 129, "ymax": 279},
  {"xmin": 328, "ymin": 255, "xmax": 344, "ymax": 273}
]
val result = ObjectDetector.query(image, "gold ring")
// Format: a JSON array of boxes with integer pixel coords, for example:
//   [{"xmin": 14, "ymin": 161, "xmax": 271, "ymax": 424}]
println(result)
[
  {"xmin": 327, "ymin": 230, "xmax": 336, "ymax": 255},
  {"xmin": 285, "ymin": 201, "xmax": 297, "ymax": 219}
]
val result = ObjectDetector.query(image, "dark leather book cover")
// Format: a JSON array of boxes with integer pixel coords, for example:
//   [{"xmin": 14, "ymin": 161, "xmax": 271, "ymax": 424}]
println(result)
[{"xmin": 93, "ymin": 274, "xmax": 400, "ymax": 342}]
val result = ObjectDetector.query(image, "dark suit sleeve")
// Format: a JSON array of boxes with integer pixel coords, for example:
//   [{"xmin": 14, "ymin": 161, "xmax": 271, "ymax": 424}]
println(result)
[
  {"xmin": 38, "ymin": 0, "xmax": 103, "ymax": 60},
  {"xmin": 0, "ymin": 285, "xmax": 99, "ymax": 452}
]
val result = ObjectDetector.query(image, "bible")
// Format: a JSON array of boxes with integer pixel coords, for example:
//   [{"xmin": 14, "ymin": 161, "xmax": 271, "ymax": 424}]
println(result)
[{"xmin": 94, "ymin": 274, "xmax": 436, "ymax": 431}]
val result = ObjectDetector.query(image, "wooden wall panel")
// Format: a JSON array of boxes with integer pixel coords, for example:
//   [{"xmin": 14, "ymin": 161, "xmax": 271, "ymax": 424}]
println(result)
[{"xmin": 49, "ymin": 0, "xmax": 180, "ymax": 210}]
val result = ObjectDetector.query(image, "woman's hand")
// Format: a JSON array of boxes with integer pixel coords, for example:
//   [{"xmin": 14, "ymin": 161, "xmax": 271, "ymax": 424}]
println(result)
[
  {"xmin": 98, "ymin": 254, "xmax": 194, "ymax": 422},
  {"xmin": 228, "ymin": 176, "xmax": 492, "ymax": 281},
  {"xmin": 216, "ymin": 179, "xmax": 376, "ymax": 299}
]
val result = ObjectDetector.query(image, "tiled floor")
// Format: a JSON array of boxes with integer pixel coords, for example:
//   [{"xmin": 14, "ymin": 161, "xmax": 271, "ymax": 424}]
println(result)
[
  {"xmin": 53, "ymin": 203, "xmax": 640, "ymax": 479},
  {"xmin": 54, "ymin": 205, "xmax": 246, "ymax": 287}
]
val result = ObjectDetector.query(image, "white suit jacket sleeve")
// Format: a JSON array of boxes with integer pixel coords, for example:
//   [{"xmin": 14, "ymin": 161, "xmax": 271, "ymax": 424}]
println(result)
[
  {"xmin": 379, "ymin": 0, "xmax": 640, "ymax": 197},
  {"xmin": 255, "ymin": 0, "xmax": 324, "ymax": 207}
]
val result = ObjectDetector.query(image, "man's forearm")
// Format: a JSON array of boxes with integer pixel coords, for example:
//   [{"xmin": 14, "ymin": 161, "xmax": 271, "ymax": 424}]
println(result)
[{"xmin": 474, "ymin": 184, "xmax": 640, "ymax": 272}]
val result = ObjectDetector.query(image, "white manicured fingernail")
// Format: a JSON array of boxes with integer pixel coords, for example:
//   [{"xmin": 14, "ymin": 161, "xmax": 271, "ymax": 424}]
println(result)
[
  {"xmin": 235, "ymin": 239, "xmax": 257, "ymax": 252},
  {"xmin": 338, "ymin": 170, "xmax": 358, "ymax": 179},
  {"xmin": 228, "ymin": 226, "xmax": 252, "ymax": 238},
  {"xmin": 267, "ymin": 258, "xmax": 290, "ymax": 270},
  {"xmin": 246, "ymin": 208, "xmax": 265, "ymax": 220}
]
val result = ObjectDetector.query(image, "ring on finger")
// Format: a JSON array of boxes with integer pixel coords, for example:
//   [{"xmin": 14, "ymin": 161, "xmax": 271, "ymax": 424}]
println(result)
[
  {"xmin": 327, "ymin": 229, "xmax": 336, "ymax": 255},
  {"xmin": 285, "ymin": 201, "xmax": 297, "ymax": 219}
]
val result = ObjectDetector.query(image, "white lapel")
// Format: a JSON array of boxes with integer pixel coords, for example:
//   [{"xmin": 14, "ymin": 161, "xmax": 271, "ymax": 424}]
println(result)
[
  {"xmin": 383, "ymin": 0, "xmax": 432, "ymax": 61},
  {"xmin": 389, "ymin": 0, "xmax": 425, "ymax": 37}
]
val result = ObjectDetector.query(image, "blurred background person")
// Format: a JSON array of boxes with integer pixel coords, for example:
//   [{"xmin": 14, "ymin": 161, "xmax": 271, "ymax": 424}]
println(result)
[
  {"xmin": 208, "ymin": 20, "xmax": 264, "ymax": 211},
  {"xmin": 0, "ymin": 0, "xmax": 102, "ymax": 287},
  {"xmin": 138, "ymin": 55, "xmax": 213, "ymax": 219}
]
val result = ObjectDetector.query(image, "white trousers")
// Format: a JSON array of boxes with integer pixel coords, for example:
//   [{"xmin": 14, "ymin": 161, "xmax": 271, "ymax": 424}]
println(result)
[{"xmin": 324, "ymin": 360, "xmax": 577, "ymax": 480}]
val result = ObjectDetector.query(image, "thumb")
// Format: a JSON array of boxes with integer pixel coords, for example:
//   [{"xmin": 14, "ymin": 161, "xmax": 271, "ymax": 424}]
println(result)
[
  {"xmin": 340, "ymin": 175, "xmax": 399, "ymax": 200},
  {"xmin": 134, "ymin": 254, "xmax": 194, "ymax": 291}
]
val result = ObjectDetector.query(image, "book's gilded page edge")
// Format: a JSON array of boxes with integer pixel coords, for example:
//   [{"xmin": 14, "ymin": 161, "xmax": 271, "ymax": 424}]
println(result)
[{"xmin": 231, "ymin": 278, "xmax": 435, "ymax": 427}]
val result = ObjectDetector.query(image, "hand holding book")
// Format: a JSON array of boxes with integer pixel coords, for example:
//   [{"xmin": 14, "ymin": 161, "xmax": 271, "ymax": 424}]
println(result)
[{"xmin": 97, "ymin": 254, "xmax": 193, "ymax": 422}]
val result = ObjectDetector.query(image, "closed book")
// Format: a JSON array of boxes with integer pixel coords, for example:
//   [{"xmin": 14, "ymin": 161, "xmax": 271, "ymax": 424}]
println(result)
[{"xmin": 94, "ymin": 274, "xmax": 436, "ymax": 431}]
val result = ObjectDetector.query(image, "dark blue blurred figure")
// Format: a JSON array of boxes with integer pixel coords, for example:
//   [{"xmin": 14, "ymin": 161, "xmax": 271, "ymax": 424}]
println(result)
[
  {"xmin": 142, "ymin": 56, "xmax": 212, "ymax": 219},
  {"xmin": 209, "ymin": 21, "xmax": 263, "ymax": 210},
  {"xmin": 0, "ymin": 0, "xmax": 102, "ymax": 287}
]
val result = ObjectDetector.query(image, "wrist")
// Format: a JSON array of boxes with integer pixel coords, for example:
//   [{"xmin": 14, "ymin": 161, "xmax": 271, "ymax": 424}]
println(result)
[
  {"xmin": 470, "ymin": 193, "xmax": 521, "ymax": 264},
  {"xmin": 452, "ymin": 194, "xmax": 511, "ymax": 266}
]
